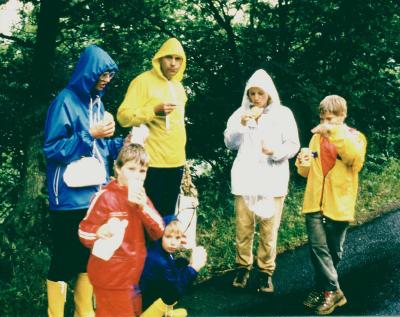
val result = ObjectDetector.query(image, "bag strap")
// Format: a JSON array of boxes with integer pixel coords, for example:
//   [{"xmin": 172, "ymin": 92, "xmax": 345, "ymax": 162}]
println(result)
[{"xmin": 89, "ymin": 97, "xmax": 105, "ymax": 167}]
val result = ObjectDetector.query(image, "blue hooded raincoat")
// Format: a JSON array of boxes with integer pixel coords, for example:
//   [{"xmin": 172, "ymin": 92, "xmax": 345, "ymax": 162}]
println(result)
[{"xmin": 44, "ymin": 45, "xmax": 123, "ymax": 211}]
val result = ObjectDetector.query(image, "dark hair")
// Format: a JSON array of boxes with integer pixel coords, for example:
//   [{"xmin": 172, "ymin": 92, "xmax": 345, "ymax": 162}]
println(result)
[{"xmin": 115, "ymin": 144, "xmax": 149, "ymax": 169}]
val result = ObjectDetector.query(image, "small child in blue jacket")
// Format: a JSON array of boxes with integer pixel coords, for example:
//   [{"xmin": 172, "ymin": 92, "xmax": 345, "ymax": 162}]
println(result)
[{"xmin": 140, "ymin": 215, "xmax": 207, "ymax": 317}]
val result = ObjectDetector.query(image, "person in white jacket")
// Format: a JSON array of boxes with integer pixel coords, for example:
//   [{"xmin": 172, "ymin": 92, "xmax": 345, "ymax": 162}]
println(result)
[{"xmin": 224, "ymin": 69, "xmax": 300, "ymax": 292}]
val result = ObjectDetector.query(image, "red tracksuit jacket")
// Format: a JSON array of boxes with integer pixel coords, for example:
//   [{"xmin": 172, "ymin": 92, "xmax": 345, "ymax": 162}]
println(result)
[{"xmin": 79, "ymin": 180, "xmax": 164, "ymax": 289}]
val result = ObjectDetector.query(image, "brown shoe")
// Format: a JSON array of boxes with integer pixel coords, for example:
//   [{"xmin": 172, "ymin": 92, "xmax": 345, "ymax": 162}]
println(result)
[
  {"xmin": 315, "ymin": 290, "xmax": 347, "ymax": 315},
  {"xmin": 232, "ymin": 268, "xmax": 250, "ymax": 288},
  {"xmin": 303, "ymin": 289, "xmax": 324, "ymax": 309},
  {"xmin": 257, "ymin": 272, "xmax": 274, "ymax": 293}
]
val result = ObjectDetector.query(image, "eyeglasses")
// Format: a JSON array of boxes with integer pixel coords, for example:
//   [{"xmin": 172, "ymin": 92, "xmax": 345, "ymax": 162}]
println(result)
[{"xmin": 99, "ymin": 71, "xmax": 115, "ymax": 81}]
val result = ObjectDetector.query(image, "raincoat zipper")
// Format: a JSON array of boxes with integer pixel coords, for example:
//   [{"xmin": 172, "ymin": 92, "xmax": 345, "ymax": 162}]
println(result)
[{"xmin": 166, "ymin": 80, "xmax": 184, "ymax": 130}]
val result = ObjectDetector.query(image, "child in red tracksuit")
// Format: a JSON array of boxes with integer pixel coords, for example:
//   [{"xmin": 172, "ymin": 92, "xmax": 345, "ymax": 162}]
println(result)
[{"xmin": 79, "ymin": 144, "xmax": 164, "ymax": 317}]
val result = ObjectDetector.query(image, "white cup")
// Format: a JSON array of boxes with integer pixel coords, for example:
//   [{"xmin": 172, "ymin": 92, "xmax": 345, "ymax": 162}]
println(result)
[
  {"xmin": 128, "ymin": 178, "xmax": 144, "ymax": 202},
  {"xmin": 103, "ymin": 111, "xmax": 114, "ymax": 125},
  {"xmin": 299, "ymin": 147, "xmax": 311, "ymax": 167}
]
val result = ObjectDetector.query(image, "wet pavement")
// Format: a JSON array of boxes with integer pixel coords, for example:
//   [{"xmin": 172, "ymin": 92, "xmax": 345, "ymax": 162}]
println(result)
[{"xmin": 181, "ymin": 209, "xmax": 400, "ymax": 316}]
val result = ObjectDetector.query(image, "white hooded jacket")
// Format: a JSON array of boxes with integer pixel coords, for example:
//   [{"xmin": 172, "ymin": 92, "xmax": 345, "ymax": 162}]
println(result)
[{"xmin": 224, "ymin": 69, "xmax": 300, "ymax": 198}]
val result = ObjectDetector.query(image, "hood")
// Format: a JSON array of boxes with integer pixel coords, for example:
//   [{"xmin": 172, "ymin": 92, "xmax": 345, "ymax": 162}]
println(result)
[
  {"xmin": 240, "ymin": 69, "xmax": 281, "ymax": 111},
  {"xmin": 67, "ymin": 45, "xmax": 118, "ymax": 102},
  {"xmin": 151, "ymin": 38, "xmax": 186, "ymax": 81},
  {"xmin": 163, "ymin": 214, "xmax": 178, "ymax": 227},
  {"xmin": 148, "ymin": 215, "xmax": 178, "ymax": 252}
]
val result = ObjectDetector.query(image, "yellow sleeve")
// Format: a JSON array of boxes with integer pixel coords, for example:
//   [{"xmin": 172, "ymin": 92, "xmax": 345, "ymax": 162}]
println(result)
[
  {"xmin": 295, "ymin": 135, "xmax": 319, "ymax": 178},
  {"xmin": 328, "ymin": 125, "xmax": 367, "ymax": 171},
  {"xmin": 117, "ymin": 76, "xmax": 162, "ymax": 127}
]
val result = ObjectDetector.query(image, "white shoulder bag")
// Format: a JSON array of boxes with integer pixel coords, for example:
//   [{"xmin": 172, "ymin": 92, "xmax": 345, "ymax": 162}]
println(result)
[{"xmin": 63, "ymin": 97, "xmax": 107, "ymax": 187}]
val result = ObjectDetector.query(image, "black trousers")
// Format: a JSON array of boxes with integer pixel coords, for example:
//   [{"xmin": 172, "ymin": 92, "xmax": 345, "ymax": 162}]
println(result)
[
  {"xmin": 144, "ymin": 166, "xmax": 184, "ymax": 217},
  {"xmin": 47, "ymin": 209, "xmax": 90, "ymax": 282}
]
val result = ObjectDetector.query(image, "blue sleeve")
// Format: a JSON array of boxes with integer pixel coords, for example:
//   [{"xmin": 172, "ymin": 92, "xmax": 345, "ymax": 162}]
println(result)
[
  {"xmin": 43, "ymin": 97, "xmax": 94, "ymax": 164},
  {"xmin": 160, "ymin": 258, "xmax": 198, "ymax": 305}
]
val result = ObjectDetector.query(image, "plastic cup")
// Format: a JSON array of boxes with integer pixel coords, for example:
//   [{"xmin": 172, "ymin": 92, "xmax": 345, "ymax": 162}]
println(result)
[
  {"xmin": 299, "ymin": 147, "xmax": 311, "ymax": 167},
  {"xmin": 128, "ymin": 178, "xmax": 144, "ymax": 202},
  {"xmin": 103, "ymin": 111, "xmax": 114, "ymax": 124}
]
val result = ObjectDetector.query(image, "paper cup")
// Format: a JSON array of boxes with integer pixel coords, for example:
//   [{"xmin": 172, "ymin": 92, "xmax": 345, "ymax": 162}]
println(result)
[
  {"xmin": 103, "ymin": 111, "xmax": 114, "ymax": 124},
  {"xmin": 128, "ymin": 178, "xmax": 144, "ymax": 202},
  {"xmin": 299, "ymin": 147, "xmax": 311, "ymax": 167}
]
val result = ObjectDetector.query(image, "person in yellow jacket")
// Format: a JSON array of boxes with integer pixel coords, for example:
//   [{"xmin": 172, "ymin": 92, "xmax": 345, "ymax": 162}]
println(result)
[
  {"xmin": 296, "ymin": 95, "xmax": 367, "ymax": 316},
  {"xmin": 117, "ymin": 38, "xmax": 188, "ymax": 216}
]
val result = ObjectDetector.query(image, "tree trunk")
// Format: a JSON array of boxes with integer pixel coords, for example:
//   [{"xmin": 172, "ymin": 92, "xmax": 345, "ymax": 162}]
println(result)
[{"xmin": 14, "ymin": 0, "xmax": 63, "ymax": 229}]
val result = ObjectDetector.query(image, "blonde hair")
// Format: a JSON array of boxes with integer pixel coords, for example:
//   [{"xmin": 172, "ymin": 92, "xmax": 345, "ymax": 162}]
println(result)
[
  {"xmin": 115, "ymin": 144, "xmax": 149, "ymax": 170},
  {"xmin": 164, "ymin": 220, "xmax": 183, "ymax": 237},
  {"xmin": 319, "ymin": 95, "xmax": 347, "ymax": 116}
]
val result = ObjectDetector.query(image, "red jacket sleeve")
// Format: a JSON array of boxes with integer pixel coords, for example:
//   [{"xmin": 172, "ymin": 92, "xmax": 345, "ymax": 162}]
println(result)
[
  {"xmin": 78, "ymin": 190, "xmax": 112, "ymax": 248},
  {"xmin": 135, "ymin": 197, "xmax": 164, "ymax": 240}
]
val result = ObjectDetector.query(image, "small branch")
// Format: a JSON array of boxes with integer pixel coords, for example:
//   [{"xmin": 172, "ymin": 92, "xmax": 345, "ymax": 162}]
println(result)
[{"xmin": 0, "ymin": 33, "xmax": 34, "ymax": 48}]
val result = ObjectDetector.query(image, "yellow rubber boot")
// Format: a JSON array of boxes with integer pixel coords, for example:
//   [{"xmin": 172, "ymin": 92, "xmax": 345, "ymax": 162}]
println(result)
[
  {"xmin": 47, "ymin": 280, "xmax": 67, "ymax": 317},
  {"xmin": 166, "ymin": 308, "xmax": 188, "ymax": 317},
  {"xmin": 140, "ymin": 298, "xmax": 169, "ymax": 317},
  {"xmin": 73, "ymin": 273, "xmax": 95, "ymax": 317},
  {"xmin": 140, "ymin": 298, "xmax": 188, "ymax": 317}
]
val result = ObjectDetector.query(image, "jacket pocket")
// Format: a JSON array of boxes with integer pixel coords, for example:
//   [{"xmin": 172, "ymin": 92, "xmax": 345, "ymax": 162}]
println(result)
[{"xmin": 52, "ymin": 166, "xmax": 62, "ymax": 205}]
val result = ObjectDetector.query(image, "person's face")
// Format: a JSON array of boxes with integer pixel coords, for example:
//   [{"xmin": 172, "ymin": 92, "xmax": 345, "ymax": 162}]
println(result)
[
  {"xmin": 248, "ymin": 87, "xmax": 269, "ymax": 108},
  {"xmin": 162, "ymin": 228, "xmax": 183, "ymax": 253},
  {"xmin": 320, "ymin": 112, "xmax": 346, "ymax": 125},
  {"xmin": 116, "ymin": 160, "xmax": 147, "ymax": 186},
  {"xmin": 160, "ymin": 55, "xmax": 183, "ymax": 80},
  {"xmin": 94, "ymin": 71, "xmax": 115, "ymax": 91}
]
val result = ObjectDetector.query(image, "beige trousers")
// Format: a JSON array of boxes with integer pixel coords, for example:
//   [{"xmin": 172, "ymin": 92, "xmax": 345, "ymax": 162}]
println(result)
[{"xmin": 235, "ymin": 195, "xmax": 285, "ymax": 276}]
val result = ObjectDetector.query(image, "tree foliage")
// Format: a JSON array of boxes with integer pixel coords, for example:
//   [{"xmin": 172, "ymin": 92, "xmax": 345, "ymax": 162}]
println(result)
[{"xmin": 0, "ymin": 0, "xmax": 399, "ymax": 314}]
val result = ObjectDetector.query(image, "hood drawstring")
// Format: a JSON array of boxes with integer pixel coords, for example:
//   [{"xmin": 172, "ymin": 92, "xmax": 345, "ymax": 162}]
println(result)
[{"xmin": 89, "ymin": 96, "xmax": 105, "ymax": 167}]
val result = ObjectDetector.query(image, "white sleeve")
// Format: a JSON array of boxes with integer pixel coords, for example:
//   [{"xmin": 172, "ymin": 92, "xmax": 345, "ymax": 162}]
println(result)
[
  {"xmin": 270, "ymin": 108, "xmax": 300, "ymax": 161},
  {"xmin": 224, "ymin": 108, "xmax": 246, "ymax": 150}
]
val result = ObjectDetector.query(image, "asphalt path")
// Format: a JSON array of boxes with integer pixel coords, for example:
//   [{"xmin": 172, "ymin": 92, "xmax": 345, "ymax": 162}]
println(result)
[{"xmin": 181, "ymin": 209, "xmax": 400, "ymax": 316}]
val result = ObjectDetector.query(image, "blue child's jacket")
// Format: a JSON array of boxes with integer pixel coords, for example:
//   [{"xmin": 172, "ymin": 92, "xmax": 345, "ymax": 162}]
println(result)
[
  {"xmin": 140, "ymin": 216, "xmax": 198, "ymax": 309},
  {"xmin": 43, "ymin": 45, "xmax": 122, "ymax": 211}
]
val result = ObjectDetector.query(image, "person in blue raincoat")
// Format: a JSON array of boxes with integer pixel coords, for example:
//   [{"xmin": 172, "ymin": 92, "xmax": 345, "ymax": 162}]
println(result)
[
  {"xmin": 140, "ymin": 215, "xmax": 207, "ymax": 317},
  {"xmin": 43, "ymin": 45, "xmax": 123, "ymax": 317}
]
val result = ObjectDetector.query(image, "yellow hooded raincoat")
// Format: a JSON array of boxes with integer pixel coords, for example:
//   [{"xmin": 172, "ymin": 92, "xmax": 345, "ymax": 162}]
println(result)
[
  {"xmin": 117, "ymin": 38, "xmax": 188, "ymax": 167},
  {"xmin": 296, "ymin": 125, "xmax": 367, "ymax": 221}
]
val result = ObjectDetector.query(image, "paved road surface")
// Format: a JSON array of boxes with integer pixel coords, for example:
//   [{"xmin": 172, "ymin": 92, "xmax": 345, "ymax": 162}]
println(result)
[{"xmin": 181, "ymin": 209, "xmax": 400, "ymax": 316}]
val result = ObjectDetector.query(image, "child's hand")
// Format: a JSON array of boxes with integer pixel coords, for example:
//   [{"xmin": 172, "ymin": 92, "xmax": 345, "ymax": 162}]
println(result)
[
  {"xmin": 96, "ymin": 217, "xmax": 128, "ymax": 239},
  {"xmin": 311, "ymin": 123, "xmax": 332, "ymax": 137},
  {"xmin": 190, "ymin": 246, "xmax": 207, "ymax": 272},
  {"xmin": 96, "ymin": 218, "xmax": 118, "ymax": 239},
  {"xmin": 128, "ymin": 187, "xmax": 147, "ymax": 207},
  {"xmin": 297, "ymin": 148, "xmax": 311, "ymax": 166}
]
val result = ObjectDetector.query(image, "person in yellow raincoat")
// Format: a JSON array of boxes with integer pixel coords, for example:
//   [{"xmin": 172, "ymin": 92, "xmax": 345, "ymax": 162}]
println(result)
[
  {"xmin": 296, "ymin": 95, "xmax": 367, "ymax": 316},
  {"xmin": 117, "ymin": 38, "xmax": 188, "ymax": 217}
]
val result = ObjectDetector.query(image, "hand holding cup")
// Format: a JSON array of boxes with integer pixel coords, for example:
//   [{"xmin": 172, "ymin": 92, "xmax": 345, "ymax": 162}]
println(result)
[
  {"xmin": 298, "ymin": 147, "xmax": 311, "ymax": 167},
  {"xmin": 128, "ymin": 178, "xmax": 146, "ymax": 207},
  {"xmin": 190, "ymin": 246, "xmax": 207, "ymax": 272}
]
